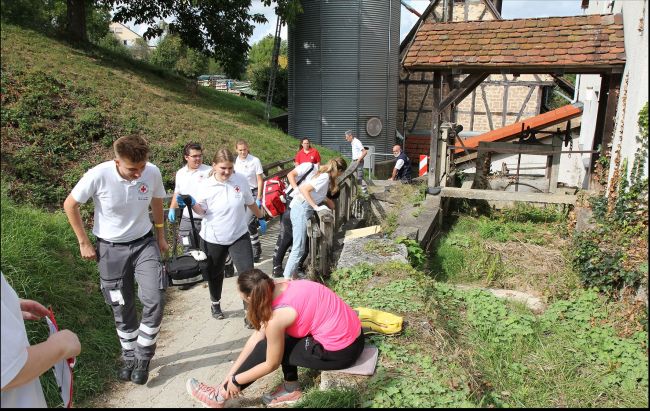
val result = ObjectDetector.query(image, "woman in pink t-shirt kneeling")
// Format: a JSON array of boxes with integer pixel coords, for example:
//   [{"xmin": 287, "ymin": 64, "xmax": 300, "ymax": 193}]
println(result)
[{"xmin": 186, "ymin": 269, "xmax": 364, "ymax": 408}]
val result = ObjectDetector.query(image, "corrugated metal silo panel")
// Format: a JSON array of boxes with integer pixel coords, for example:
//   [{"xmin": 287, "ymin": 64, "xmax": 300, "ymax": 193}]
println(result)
[
  {"xmin": 289, "ymin": 0, "xmax": 322, "ymax": 144},
  {"xmin": 289, "ymin": 0, "xmax": 400, "ymax": 159},
  {"xmin": 321, "ymin": 0, "xmax": 360, "ymax": 158},
  {"xmin": 359, "ymin": 0, "xmax": 398, "ymax": 155}
]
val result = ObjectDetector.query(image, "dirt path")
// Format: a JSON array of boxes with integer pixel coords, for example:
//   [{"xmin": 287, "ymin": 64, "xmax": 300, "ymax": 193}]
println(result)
[{"xmin": 90, "ymin": 222, "xmax": 283, "ymax": 408}]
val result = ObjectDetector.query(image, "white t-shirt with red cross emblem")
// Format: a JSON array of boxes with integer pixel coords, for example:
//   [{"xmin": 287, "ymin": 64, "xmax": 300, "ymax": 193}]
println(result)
[
  {"xmin": 70, "ymin": 160, "xmax": 166, "ymax": 242},
  {"xmin": 194, "ymin": 173, "xmax": 255, "ymax": 245},
  {"xmin": 234, "ymin": 154, "xmax": 264, "ymax": 190}
]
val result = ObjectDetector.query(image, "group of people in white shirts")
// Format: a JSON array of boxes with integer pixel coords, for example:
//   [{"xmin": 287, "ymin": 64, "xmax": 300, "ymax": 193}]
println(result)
[{"xmin": 1, "ymin": 131, "xmax": 362, "ymax": 407}]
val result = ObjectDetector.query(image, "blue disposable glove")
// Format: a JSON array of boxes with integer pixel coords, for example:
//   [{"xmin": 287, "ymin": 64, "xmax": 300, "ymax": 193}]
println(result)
[
  {"xmin": 167, "ymin": 208, "xmax": 176, "ymax": 223},
  {"xmin": 258, "ymin": 218, "xmax": 267, "ymax": 235},
  {"xmin": 256, "ymin": 199, "xmax": 262, "ymax": 208},
  {"xmin": 176, "ymin": 194, "xmax": 196, "ymax": 208}
]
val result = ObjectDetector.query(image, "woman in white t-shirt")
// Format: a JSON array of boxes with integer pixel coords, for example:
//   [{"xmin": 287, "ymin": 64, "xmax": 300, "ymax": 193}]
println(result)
[
  {"xmin": 282, "ymin": 158, "xmax": 347, "ymax": 279},
  {"xmin": 185, "ymin": 149, "xmax": 267, "ymax": 327}
]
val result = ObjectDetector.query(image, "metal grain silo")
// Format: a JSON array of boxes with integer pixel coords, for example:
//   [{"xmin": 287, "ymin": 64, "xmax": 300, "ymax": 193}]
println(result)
[{"xmin": 288, "ymin": 0, "xmax": 400, "ymax": 158}]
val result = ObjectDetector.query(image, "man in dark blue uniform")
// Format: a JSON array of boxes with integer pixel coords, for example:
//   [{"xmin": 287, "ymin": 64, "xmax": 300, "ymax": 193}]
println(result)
[{"xmin": 389, "ymin": 145, "xmax": 412, "ymax": 183}]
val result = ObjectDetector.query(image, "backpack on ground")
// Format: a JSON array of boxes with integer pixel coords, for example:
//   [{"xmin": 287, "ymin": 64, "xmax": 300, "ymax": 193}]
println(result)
[
  {"xmin": 165, "ymin": 195, "xmax": 208, "ymax": 287},
  {"xmin": 354, "ymin": 307, "xmax": 403, "ymax": 335},
  {"xmin": 262, "ymin": 176, "xmax": 287, "ymax": 218}
]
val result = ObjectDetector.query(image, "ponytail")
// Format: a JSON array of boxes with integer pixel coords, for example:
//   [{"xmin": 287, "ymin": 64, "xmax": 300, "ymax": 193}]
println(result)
[
  {"xmin": 237, "ymin": 269, "xmax": 275, "ymax": 330},
  {"xmin": 315, "ymin": 157, "xmax": 347, "ymax": 194}
]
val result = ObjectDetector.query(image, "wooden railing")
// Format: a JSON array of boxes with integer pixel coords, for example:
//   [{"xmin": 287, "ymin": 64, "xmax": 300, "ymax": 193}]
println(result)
[
  {"xmin": 306, "ymin": 160, "xmax": 368, "ymax": 278},
  {"xmin": 262, "ymin": 157, "xmax": 294, "ymax": 177},
  {"xmin": 162, "ymin": 158, "xmax": 368, "ymax": 279}
]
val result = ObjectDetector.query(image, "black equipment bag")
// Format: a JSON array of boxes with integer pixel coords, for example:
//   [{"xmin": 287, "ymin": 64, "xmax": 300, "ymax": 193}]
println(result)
[{"xmin": 165, "ymin": 195, "xmax": 207, "ymax": 287}]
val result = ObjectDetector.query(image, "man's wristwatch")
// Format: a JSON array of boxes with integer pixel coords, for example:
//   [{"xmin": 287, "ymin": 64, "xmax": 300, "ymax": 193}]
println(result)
[{"xmin": 231, "ymin": 374, "xmax": 242, "ymax": 389}]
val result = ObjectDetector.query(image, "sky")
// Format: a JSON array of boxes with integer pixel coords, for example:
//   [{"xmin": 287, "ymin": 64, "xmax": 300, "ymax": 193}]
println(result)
[{"xmin": 125, "ymin": 0, "xmax": 586, "ymax": 46}]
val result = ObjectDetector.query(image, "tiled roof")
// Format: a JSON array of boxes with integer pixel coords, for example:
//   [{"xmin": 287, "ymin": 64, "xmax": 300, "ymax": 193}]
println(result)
[{"xmin": 403, "ymin": 14, "xmax": 625, "ymax": 72}]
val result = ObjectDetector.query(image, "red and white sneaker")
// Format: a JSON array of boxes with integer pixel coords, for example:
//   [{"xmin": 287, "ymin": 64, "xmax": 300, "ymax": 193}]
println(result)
[
  {"xmin": 186, "ymin": 378, "xmax": 225, "ymax": 408},
  {"xmin": 262, "ymin": 383, "xmax": 303, "ymax": 407}
]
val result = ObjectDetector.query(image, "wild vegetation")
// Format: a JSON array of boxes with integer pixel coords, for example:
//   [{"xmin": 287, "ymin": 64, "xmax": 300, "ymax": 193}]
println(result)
[
  {"xmin": 570, "ymin": 103, "xmax": 648, "ymax": 297},
  {"xmin": 294, "ymin": 204, "xmax": 648, "ymax": 408}
]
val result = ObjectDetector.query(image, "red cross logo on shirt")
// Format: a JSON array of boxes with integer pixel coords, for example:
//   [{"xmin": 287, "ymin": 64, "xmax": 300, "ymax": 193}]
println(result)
[
  {"xmin": 138, "ymin": 183, "xmax": 149, "ymax": 194},
  {"xmin": 234, "ymin": 185, "xmax": 241, "ymax": 193}
]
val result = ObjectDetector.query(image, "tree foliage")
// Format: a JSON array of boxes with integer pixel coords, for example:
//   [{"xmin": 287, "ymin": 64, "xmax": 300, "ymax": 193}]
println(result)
[
  {"xmin": 246, "ymin": 34, "xmax": 288, "ymax": 108},
  {"xmin": 1, "ymin": 0, "xmax": 111, "ymax": 43},
  {"xmin": 108, "ymin": 0, "xmax": 301, "ymax": 78},
  {"xmin": 149, "ymin": 31, "xmax": 209, "ymax": 79},
  {"xmin": 3, "ymin": 0, "xmax": 302, "ymax": 79},
  {"xmin": 246, "ymin": 34, "xmax": 288, "ymax": 79},
  {"xmin": 250, "ymin": 65, "xmax": 288, "ymax": 109}
]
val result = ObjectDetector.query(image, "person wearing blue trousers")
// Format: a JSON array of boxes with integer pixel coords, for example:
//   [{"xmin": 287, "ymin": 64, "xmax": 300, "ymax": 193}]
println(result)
[{"xmin": 283, "ymin": 158, "xmax": 347, "ymax": 279}]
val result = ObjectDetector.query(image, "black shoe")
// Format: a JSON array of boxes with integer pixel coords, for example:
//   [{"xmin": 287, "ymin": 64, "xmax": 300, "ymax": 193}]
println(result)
[
  {"xmin": 272, "ymin": 266, "xmax": 283, "ymax": 278},
  {"xmin": 224, "ymin": 263, "xmax": 235, "ymax": 278},
  {"xmin": 118, "ymin": 359, "xmax": 135, "ymax": 381},
  {"xmin": 254, "ymin": 255, "xmax": 262, "ymax": 263},
  {"xmin": 244, "ymin": 317, "xmax": 254, "ymax": 329},
  {"xmin": 131, "ymin": 359, "xmax": 150, "ymax": 385},
  {"xmin": 211, "ymin": 303, "xmax": 225, "ymax": 320}
]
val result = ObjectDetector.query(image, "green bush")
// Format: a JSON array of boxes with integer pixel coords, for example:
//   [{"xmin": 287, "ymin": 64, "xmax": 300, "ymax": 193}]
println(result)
[
  {"xmin": 572, "ymin": 227, "xmax": 644, "ymax": 294},
  {"xmin": 396, "ymin": 237, "xmax": 426, "ymax": 270},
  {"xmin": 249, "ymin": 65, "xmax": 288, "ymax": 109},
  {"xmin": 572, "ymin": 105, "xmax": 648, "ymax": 295}
]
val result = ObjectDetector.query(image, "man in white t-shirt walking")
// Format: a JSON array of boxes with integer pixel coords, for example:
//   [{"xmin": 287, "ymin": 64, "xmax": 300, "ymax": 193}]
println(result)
[
  {"xmin": 63, "ymin": 135, "xmax": 168, "ymax": 386},
  {"xmin": 168, "ymin": 143, "xmax": 235, "ymax": 285},
  {"xmin": 344, "ymin": 130, "xmax": 367, "ymax": 192},
  {"xmin": 234, "ymin": 140, "xmax": 265, "ymax": 262}
]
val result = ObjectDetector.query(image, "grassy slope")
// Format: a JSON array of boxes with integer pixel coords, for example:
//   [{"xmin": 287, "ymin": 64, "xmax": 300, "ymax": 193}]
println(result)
[
  {"xmin": 0, "ymin": 24, "xmax": 342, "ymax": 407},
  {"xmin": 1, "ymin": 23, "xmax": 341, "ymax": 203}
]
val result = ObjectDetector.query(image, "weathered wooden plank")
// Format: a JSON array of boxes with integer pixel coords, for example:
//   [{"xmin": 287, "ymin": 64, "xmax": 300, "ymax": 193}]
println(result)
[
  {"xmin": 440, "ymin": 187, "xmax": 577, "ymax": 205},
  {"xmin": 470, "ymin": 89, "xmax": 476, "ymax": 130},
  {"xmin": 428, "ymin": 72, "xmax": 442, "ymax": 188},
  {"xmin": 549, "ymin": 135, "xmax": 562, "ymax": 193}
]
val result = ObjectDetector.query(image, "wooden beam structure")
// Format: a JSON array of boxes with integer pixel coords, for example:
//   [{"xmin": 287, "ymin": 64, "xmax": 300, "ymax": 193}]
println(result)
[
  {"xmin": 428, "ymin": 72, "xmax": 442, "ymax": 188},
  {"xmin": 438, "ymin": 72, "xmax": 489, "ymax": 113},
  {"xmin": 440, "ymin": 187, "xmax": 577, "ymax": 205}
]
